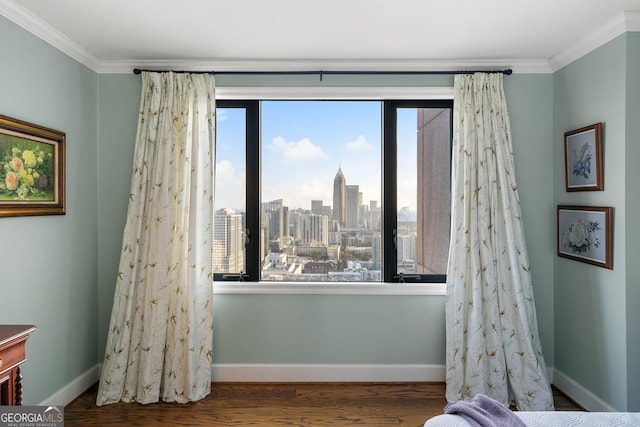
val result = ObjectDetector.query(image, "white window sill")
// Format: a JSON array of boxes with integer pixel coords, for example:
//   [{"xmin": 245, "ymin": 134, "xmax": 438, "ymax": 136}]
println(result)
[{"xmin": 213, "ymin": 282, "xmax": 446, "ymax": 296}]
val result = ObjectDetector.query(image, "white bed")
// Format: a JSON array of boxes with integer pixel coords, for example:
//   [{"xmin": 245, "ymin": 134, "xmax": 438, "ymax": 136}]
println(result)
[{"xmin": 424, "ymin": 411, "xmax": 640, "ymax": 427}]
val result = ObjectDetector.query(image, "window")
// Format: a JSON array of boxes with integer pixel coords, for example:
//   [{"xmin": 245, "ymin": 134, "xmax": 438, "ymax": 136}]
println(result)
[
  {"xmin": 213, "ymin": 104, "xmax": 248, "ymax": 276},
  {"xmin": 214, "ymin": 98, "xmax": 452, "ymax": 284}
]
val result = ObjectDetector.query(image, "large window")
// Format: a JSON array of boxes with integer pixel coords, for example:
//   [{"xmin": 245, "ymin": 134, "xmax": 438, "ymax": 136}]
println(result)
[{"xmin": 214, "ymin": 99, "xmax": 452, "ymax": 284}]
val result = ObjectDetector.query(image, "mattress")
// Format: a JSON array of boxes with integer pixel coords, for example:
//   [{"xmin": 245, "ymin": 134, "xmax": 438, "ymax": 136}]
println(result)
[{"xmin": 424, "ymin": 411, "xmax": 640, "ymax": 427}]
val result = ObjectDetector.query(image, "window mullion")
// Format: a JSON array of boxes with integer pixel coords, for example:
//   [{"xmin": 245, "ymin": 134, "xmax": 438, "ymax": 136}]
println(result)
[
  {"xmin": 244, "ymin": 100, "xmax": 261, "ymax": 281},
  {"xmin": 382, "ymin": 101, "xmax": 398, "ymax": 282}
]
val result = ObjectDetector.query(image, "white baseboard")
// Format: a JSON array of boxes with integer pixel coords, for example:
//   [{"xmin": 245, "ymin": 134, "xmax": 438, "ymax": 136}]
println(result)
[
  {"xmin": 41, "ymin": 363, "xmax": 617, "ymax": 412},
  {"xmin": 39, "ymin": 365, "xmax": 100, "ymax": 406},
  {"xmin": 552, "ymin": 368, "xmax": 617, "ymax": 412},
  {"xmin": 41, "ymin": 363, "xmax": 443, "ymax": 406},
  {"xmin": 212, "ymin": 363, "xmax": 446, "ymax": 383}
]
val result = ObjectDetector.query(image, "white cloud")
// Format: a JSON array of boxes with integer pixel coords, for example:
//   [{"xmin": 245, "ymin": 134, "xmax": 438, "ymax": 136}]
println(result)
[
  {"xmin": 345, "ymin": 134, "xmax": 372, "ymax": 151},
  {"xmin": 358, "ymin": 168, "xmax": 382, "ymax": 207},
  {"xmin": 396, "ymin": 174, "xmax": 417, "ymax": 211},
  {"xmin": 269, "ymin": 136, "xmax": 327, "ymax": 162},
  {"xmin": 262, "ymin": 177, "xmax": 331, "ymax": 210},
  {"xmin": 299, "ymin": 178, "xmax": 330, "ymax": 202},
  {"xmin": 216, "ymin": 109, "xmax": 230, "ymax": 122},
  {"xmin": 216, "ymin": 159, "xmax": 236, "ymax": 180},
  {"xmin": 215, "ymin": 160, "xmax": 245, "ymax": 211}
]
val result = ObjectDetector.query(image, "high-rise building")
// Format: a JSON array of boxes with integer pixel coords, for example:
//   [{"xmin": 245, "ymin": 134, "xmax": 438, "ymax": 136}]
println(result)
[
  {"xmin": 311, "ymin": 200, "xmax": 323, "ymax": 215},
  {"xmin": 358, "ymin": 196, "xmax": 368, "ymax": 228},
  {"xmin": 345, "ymin": 184, "xmax": 359, "ymax": 229},
  {"xmin": 416, "ymin": 108, "xmax": 451, "ymax": 274},
  {"xmin": 292, "ymin": 210, "xmax": 303, "ymax": 243},
  {"xmin": 264, "ymin": 199, "xmax": 289, "ymax": 242},
  {"xmin": 372, "ymin": 233, "xmax": 382, "ymax": 270},
  {"xmin": 301, "ymin": 213, "xmax": 329, "ymax": 246},
  {"xmin": 213, "ymin": 208, "xmax": 245, "ymax": 273},
  {"xmin": 369, "ymin": 200, "xmax": 381, "ymax": 230},
  {"xmin": 397, "ymin": 233, "xmax": 417, "ymax": 263},
  {"xmin": 333, "ymin": 167, "xmax": 346, "ymax": 226}
]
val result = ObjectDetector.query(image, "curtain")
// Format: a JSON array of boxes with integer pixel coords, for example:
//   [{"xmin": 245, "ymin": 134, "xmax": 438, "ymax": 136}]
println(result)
[
  {"xmin": 445, "ymin": 73, "xmax": 554, "ymax": 411},
  {"xmin": 97, "ymin": 72, "xmax": 216, "ymax": 405}
]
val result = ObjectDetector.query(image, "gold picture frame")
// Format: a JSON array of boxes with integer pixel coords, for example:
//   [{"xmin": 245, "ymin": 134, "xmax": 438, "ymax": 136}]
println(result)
[{"xmin": 0, "ymin": 115, "xmax": 66, "ymax": 217}]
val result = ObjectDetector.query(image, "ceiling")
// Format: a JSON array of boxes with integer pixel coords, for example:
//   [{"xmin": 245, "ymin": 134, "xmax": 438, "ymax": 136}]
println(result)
[{"xmin": 3, "ymin": 0, "xmax": 640, "ymax": 73}]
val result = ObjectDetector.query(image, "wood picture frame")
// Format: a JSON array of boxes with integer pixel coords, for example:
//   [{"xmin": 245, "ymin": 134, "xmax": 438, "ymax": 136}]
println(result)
[
  {"xmin": 564, "ymin": 123, "xmax": 603, "ymax": 191},
  {"xmin": 557, "ymin": 205, "xmax": 613, "ymax": 269},
  {"xmin": 0, "ymin": 115, "xmax": 66, "ymax": 217}
]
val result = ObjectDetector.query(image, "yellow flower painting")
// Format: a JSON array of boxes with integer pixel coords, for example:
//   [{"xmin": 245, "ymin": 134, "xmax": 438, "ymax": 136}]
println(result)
[
  {"xmin": 0, "ymin": 115, "xmax": 65, "ymax": 217},
  {"xmin": 0, "ymin": 138, "xmax": 55, "ymax": 201}
]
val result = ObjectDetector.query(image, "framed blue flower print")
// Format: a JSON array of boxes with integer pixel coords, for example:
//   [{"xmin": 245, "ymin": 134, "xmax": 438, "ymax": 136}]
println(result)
[{"xmin": 564, "ymin": 123, "xmax": 603, "ymax": 191}]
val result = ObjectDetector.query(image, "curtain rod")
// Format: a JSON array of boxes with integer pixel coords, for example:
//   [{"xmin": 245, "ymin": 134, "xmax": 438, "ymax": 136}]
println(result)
[{"xmin": 132, "ymin": 68, "xmax": 512, "ymax": 81}]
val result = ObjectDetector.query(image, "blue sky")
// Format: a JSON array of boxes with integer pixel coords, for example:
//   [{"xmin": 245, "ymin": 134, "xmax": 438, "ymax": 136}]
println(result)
[{"xmin": 215, "ymin": 101, "xmax": 417, "ymax": 213}]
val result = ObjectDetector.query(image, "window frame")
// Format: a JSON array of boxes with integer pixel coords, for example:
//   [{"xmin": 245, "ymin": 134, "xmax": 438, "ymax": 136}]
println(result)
[
  {"xmin": 214, "ymin": 87, "xmax": 453, "ymax": 295},
  {"xmin": 383, "ymin": 100, "xmax": 453, "ymax": 284},
  {"xmin": 213, "ymin": 100, "xmax": 260, "ymax": 282}
]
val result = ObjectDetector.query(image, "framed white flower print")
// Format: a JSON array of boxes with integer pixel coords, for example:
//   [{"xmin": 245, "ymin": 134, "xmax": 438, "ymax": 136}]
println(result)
[
  {"xmin": 564, "ymin": 123, "xmax": 603, "ymax": 191},
  {"xmin": 557, "ymin": 205, "xmax": 612, "ymax": 269}
]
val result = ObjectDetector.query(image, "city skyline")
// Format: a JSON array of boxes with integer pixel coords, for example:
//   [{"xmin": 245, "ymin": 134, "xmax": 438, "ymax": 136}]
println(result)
[{"xmin": 215, "ymin": 101, "xmax": 419, "ymax": 213}]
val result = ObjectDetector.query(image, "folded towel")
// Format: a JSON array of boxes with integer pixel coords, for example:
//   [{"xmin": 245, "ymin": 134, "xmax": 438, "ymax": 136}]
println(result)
[{"xmin": 444, "ymin": 394, "xmax": 526, "ymax": 427}]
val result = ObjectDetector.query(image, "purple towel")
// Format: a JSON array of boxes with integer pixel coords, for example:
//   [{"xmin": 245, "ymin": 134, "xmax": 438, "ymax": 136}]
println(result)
[{"xmin": 444, "ymin": 394, "xmax": 526, "ymax": 427}]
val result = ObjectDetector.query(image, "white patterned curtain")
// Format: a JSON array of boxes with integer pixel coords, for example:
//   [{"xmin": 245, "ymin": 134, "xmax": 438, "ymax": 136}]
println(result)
[
  {"xmin": 446, "ymin": 73, "xmax": 554, "ymax": 411},
  {"xmin": 97, "ymin": 72, "xmax": 215, "ymax": 406}
]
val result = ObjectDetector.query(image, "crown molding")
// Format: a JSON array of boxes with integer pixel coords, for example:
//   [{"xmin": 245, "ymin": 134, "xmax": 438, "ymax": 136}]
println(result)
[
  {"xmin": 549, "ymin": 11, "xmax": 640, "ymax": 72},
  {"xmin": 0, "ymin": 0, "xmax": 102, "ymax": 71},
  {"xmin": 100, "ymin": 58, "xmax": 552, "ymax": 75}
]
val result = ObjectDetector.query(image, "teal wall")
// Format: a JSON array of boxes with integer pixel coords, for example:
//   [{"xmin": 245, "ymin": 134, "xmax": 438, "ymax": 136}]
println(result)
[
  {"xmin": 0, "ymin": 17, "xmax": 98, "ymax": 404},
  {"xmin": 93, "ymin": 72, "xmax": 555, "ymax": 369},
  {"xmin": 553, "ymin": 34, "xmax": 630, "ymax": 410},
  {"xmin": 20, "ymin": 13, "xmax": 640, "ymax": 408},
  {"xmin": 504, "ymin": 75, "xmax": 555, "ymax": 363},
  {"xmin": 213, "ymin": 294, "xmax": 446, "ymax": 364},
  {"xmin": 96, "ymin": 74, "xmax": 140, "ymax": 358},
  {"xmin": 625, "ymin": 32, "xmax": 640, "ymax": 411}
]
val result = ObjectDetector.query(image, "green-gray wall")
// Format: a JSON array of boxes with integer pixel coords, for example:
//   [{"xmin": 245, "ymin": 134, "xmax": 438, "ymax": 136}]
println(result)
[
  {"xmin": 3, "ymin": 14, "xmax": 636, "ymax": 410},
  {"xmin": 0, "ymin": 16, "xmax": 98, "ymax": 404},
  {"xmin": 625, "ymin": 32, "xmax": 640, "ymax": 412},
  {"xmin": 94, "ymin": 72, "xmax": 554, "ymax": 371},
  {"xmin": 553, "ymin": 32, "xmax": 639, "ymax": 411}
]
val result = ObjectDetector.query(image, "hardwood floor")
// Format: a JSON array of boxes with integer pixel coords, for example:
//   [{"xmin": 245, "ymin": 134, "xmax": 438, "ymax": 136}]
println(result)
[{"xmin": 64, "ymin": 382, "xmax": 584, "ymax": 426}]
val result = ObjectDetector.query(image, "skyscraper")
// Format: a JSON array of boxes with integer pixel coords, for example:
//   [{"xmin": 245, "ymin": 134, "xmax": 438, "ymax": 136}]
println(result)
[
  {"xmin": 416, "ymin": 108, "xmax": 451, "ymax": 274},
  {"xmin": 311, "ymin": 200, "xmax": 323, "ymax": 215},
  {"xmin": 213, "ymin": 208, "xmax": 245, "ymax": 273},
  {"xmin": 345, "ymin": 184, "xmax": 360, "ymax": 229},
  {"xmin": 263, "ymin": 198, "xmax": 289, "ymax": 242},
  {"xmin": 369, "ymin": 200, "xmax": 381, "ymax": 230},
  {"xmin": 333, "ymin": 167, "xmax": 346, "ymax": 226},
  {"xmin": 301, "ymin": 213, "xmax": 329, "ymax": 246},
  {"xmin": 372, "ymin": 233, "xmax": 382, "ymax": 270}
]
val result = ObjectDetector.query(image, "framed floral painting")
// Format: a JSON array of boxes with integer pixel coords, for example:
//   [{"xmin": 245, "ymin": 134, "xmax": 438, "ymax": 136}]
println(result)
[
  {"xmin": 0, "ymin": 115, "xmax": 65, "ymax": 217},
  {"xmin": 557, "ymin": 205, "xmax": 612, "ymax": 269},
  {"xmin": 564, "ymin": 123, "xmax": 603, "ymax": 191}
]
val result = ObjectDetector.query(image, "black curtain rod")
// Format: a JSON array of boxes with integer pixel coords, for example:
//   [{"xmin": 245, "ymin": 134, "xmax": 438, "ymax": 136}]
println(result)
[{"xmin": 132, "ymin": 68, "xmax": 512, "ymax": 80}]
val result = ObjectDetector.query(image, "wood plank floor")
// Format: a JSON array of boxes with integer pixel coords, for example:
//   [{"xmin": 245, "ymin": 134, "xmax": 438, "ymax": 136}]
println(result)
[{"xmin": 64, "ymin": 382, "xmax": 584, "ymax": 427}]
